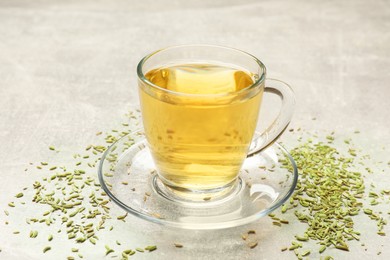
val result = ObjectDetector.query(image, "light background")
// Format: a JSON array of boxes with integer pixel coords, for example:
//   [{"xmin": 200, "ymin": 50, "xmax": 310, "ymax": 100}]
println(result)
[{"xmin": 0, "ymin": 0, "xmax": 389, "ymax": 259}]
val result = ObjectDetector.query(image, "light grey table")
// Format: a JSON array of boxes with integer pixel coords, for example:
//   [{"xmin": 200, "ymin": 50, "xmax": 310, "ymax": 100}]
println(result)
[{"xmin": 1, "ymin": 0, "xmax": 389, "ymax": 259}]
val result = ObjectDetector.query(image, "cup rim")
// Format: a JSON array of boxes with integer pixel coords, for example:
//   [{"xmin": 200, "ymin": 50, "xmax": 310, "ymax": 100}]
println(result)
[{"xmin": 137, "ymin": 44, "xmax": 266, "ymax": 98}]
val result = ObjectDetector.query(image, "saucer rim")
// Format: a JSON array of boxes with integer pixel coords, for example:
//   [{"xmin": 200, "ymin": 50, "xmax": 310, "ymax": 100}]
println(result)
[{"xmin": 98, "ymin": 130, "xmax": 298, "ymax": 230}]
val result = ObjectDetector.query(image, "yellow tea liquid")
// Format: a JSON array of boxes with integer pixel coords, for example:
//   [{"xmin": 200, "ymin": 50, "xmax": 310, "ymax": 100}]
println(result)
[{"xmin": 140, "ymin": 63, "xmax": 263, "ymax": 191}]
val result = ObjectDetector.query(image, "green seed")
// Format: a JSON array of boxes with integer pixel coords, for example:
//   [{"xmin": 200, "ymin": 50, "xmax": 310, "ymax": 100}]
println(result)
[
  {"xmin": 49, "ymin": 146, "xmax": 55, "ymax": 150},
  {"xmin": 43, "ymin": 246, "xmax": 51, "ymax": 253},
  {"xmin": 295, "ymin": 235, "xmax": 308, "ymax": 241},
  {"xmin": 8, "ymin": 202, "xmax": 15, "ymax": 207},
  {"xmin": 363, "ymin": 208, "xmax": 373, "ymax": 215},
  {"xmin": 123, "ymin": 249, "xmax": 133, "ymax": 254},
  {"xmin": 29, "ymin": 230, "xmax": 38, "ymax": 238},
  {"xmin": 319, "ymin": 245, "xmax": 326, "ymax": 253},
  {"xmin": 117, "ymin": 213, "xmax": 127, "ymax": 220},
  {"xmin": 15, "ymin": 193, "xmax": 24, "ymax": 198},
  {"xmin": 105, "ymin": 245, "xmax": 114, "ymax": 255},
  {"xmin": 272, "ymin": 221, "xmax": 281, "ymax": 227},
  {"xmin": 335, "ymin": 244, "xmax": 349, "ymax": 251},
  {"xmin": 48, "ymin": 234, "xmax": 53, "ymax": 241},
  {"xmin": 145, "ymin": 245, "xmax": 157, "ymax": 252},
  {"xmin": 76, "ymin": 237, "xmax": 86, "ymax": 243}
]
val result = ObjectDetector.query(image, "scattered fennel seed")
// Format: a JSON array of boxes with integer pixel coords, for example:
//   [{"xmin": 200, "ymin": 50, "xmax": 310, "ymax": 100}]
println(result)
[
  {"xmin": 29, "ymin": 230, "xmax": 38, "ymax": 238},
  {"xmin": 278, "ymin": 132, "xmax": 389, "ymax": 259},
  {"xmin": 145, "ymin": 245, "xmax": 157, "ymax": 252},
  {"xmin": 6, "ymin": 110, "xmax": 152, "ymax": 258},
  {"xmin": 43, "ymin": 246, "xmax": 51, "ymax": 253},
  {"xmin": 117, "ymin": 213, "xmax": 127, "ymax": 220},
  {"xmin": 105, "ymin": 245, "xmax": 114, "ymax": 255}
]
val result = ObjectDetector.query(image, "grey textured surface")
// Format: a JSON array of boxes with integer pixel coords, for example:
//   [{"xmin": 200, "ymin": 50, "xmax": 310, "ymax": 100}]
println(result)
[{"xmin": 1, "ymin": 0, "xmax": 389, "ymax": 259}]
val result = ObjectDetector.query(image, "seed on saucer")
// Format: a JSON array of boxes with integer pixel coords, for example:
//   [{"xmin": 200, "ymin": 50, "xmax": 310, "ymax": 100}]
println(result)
[
  {"xmin": 203, "ymin": 196, "xmax": 211, "ymax": 201},
  {"xmin": 272, "ymin": 221, "xmax": 281, "ymax": 227},
  {"xmin": 152, "ymin": 212, "xmax": 163, "ymax": 219}
]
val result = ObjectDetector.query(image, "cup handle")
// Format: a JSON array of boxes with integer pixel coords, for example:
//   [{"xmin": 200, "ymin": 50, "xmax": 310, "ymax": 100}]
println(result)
[{"xmin": 247, "ymin": 78, "xmax": 295, "ymax": 157}]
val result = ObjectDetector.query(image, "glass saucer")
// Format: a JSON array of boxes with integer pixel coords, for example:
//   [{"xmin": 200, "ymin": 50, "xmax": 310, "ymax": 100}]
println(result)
[{"xmin": 98, "ymin": 129, "xmax": 298, "ymax": 230}]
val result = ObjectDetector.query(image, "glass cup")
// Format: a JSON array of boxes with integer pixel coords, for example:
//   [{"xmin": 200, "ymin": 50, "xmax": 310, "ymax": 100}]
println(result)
[{"xmin": 137, "ymin": 45, "xmax": 295, "ymax": 202}]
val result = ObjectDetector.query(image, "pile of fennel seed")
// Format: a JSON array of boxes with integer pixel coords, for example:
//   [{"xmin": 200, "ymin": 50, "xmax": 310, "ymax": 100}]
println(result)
[
  {"xmin": 272, "ymin": 131, "xmax": 389, "ymax": 259},
  {"xmin": 3, "ymin": 110, "xmax": 157, "ymax": 259}
]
